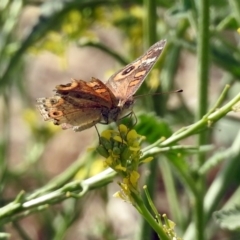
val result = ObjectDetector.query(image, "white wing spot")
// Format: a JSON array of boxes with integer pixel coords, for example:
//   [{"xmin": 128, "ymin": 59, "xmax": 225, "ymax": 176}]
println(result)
[{"xmin": 142, "ymin": 57, "xmax": 157, "ymax": 65}]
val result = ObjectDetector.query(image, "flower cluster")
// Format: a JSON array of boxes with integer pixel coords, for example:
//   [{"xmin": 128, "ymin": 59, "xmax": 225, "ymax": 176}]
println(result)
[
  {"xmin": 97, "ymin": 124, "xmax": 152, "ymax": 202},
  {"xmin": 97, "ymin": 125, "xmax": 182, "ymax": 239},
  {"xmin": 162, "ymin": 215, "xmax": 183, "ymax": 240}
]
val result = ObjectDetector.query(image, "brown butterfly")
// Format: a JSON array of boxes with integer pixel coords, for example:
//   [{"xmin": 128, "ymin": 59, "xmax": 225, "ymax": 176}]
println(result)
[{"xmin": 36, "ymin": 40, "xmax": 166, "ymax": 131}]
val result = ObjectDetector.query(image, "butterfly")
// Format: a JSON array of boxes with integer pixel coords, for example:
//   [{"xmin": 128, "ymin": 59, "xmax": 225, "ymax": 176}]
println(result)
[{"xmin": 36, "ymin": 39, "xmax": 166, "ymax": 131}]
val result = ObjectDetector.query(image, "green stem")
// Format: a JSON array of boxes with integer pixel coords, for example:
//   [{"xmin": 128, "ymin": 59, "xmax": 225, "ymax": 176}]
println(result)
[
  {"xmin": 207, "ymin": 85, "xmax": 230, "ymax": 115},
  {"xmin": 0, "ymin": 168, "xmax": 115, "ymax": 225},
  {"xmin": 140, "ymin": 0, "xmax": 159, "ymax": 239},
  {"xmin": 0, "ymin": 90, "xmax": 10, "ymax": 194},
  {"xmin": 131, "ymin": 190, "xmax": 171, "ymax": 240},
  {"xmin": 197, "ymin": 0, "xmax": 210, "ymax": 153},
  {"xmin": 159, "ymin": 158, "xmax": 183, "ymax": 228},
  {"xmin": 196, "ymin": 0, "xmax": 210, "ymax": 238},
  {"xmin": 208, "ymin": 92, "xmax": 240, "ymax": 121},
  {"xmin": 143, "ymin": 0, "xmax": 156, "ymax": 48}
]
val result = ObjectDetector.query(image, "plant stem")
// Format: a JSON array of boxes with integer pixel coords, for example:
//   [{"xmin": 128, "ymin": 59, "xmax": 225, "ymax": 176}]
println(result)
[
  {"xmin": 131, "ymin": 190, "xmax": 171, "ymax": 240},
  {"xmin": 196, "ymin": 0, "xmax": 210, "ymax": 238},
  {"xmin": 140, "ymin": 0, "xmax": 159, "ymax": 239},
  {"xmin": 0, "ymin": 168, "xmax": 115, "ymax": 225}
]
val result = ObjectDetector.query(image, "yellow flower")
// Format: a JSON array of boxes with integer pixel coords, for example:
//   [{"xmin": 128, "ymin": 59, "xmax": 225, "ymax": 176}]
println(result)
[
  {"xmin": 115, "ymin": 164, "xmax": 127, "ymax": 171},
  {"xmin": 141, "ymin": 157, "xmax": 154, "ymax": 163},
  {"xmin": 101, "ymin": 129, "xmax": 113, "ymax": 140},
  {"xmin": 129, "ymin": 171, "xmax": 140, "ymax": 188},
  {"xmin": 97, "ymin": 124, "xmax": 149, "ymax": 202}
]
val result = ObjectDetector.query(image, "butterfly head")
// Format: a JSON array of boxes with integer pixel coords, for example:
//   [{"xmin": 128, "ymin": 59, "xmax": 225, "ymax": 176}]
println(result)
[{"xmin": 114, "ymin": 98, "xmax": 134, "ymax": 121}]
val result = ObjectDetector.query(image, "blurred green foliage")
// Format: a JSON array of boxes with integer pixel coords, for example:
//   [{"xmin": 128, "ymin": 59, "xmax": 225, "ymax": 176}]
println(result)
[{"xmin": 1, "ymin": 0, "xmax": 240, "ymax": 240}]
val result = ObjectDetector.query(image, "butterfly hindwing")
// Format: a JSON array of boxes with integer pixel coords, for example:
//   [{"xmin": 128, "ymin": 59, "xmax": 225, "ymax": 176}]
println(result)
[{"xmin": 36, "ymin": 96, "xmax": 103, "ymax": 130}]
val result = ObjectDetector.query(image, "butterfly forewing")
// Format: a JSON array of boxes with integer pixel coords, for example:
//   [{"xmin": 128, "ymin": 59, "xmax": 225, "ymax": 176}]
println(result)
[
  {"xmin": 105, "ymin": 40, "xmax": 166, "ymax": 104},
  {"xmin": 56, "ymin": 78, "xmax": 115, "ymax": 108}
]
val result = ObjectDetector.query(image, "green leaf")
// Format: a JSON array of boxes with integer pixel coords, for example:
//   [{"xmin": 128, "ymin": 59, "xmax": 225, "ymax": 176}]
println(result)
[{"xmin": 135, "ymin": 112, "xmax": 173, "ymax": 143}]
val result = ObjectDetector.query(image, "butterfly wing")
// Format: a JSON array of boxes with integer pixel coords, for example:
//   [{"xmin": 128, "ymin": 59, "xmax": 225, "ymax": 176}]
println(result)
[
  {"xmin": 105, "ymin": 40, "xmax": 166, "ymax": 105},
  {"xmin": 36, "ymin": 40, "xmax": 166, "ymax": 131},
  {"xmin": 56, "ymin": 78, "xmax": 116, "ymax": 108},
  {"xmin": 36, "ymin": 96, "xmax": 105, "ymax": 131}
]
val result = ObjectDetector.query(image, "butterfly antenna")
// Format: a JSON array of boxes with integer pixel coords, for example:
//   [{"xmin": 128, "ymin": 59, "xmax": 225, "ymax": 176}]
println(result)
[{"xmin": 134, "ymin": 89, "xmax": 183, "ymax": 99}]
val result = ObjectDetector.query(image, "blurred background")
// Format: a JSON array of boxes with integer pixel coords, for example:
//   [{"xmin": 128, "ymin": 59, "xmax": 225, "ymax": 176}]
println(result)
[{"xmin": 0, "ymin": 0, "xmax": 240, "ymax": 239}]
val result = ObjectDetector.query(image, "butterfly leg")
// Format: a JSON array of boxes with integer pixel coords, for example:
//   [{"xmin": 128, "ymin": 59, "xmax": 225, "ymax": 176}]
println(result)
[
  {"xmin": 94, "ymin": 125, "xmax": 102, "ymax": 144},
  {"xmin": 131, "ymin": 110, "xmax": 138, "ymax": 128}
]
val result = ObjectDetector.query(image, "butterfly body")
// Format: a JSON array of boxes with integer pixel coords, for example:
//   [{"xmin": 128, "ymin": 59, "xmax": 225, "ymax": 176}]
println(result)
[{"xmin": 36, "ymin": 40, "xmax": 166, "ymax": 131}]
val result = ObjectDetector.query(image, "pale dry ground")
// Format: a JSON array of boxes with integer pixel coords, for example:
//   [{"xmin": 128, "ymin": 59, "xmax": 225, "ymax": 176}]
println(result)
[{"xmin": 5, "ymin": 5, "xmax": 240, "ymax": 240}]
